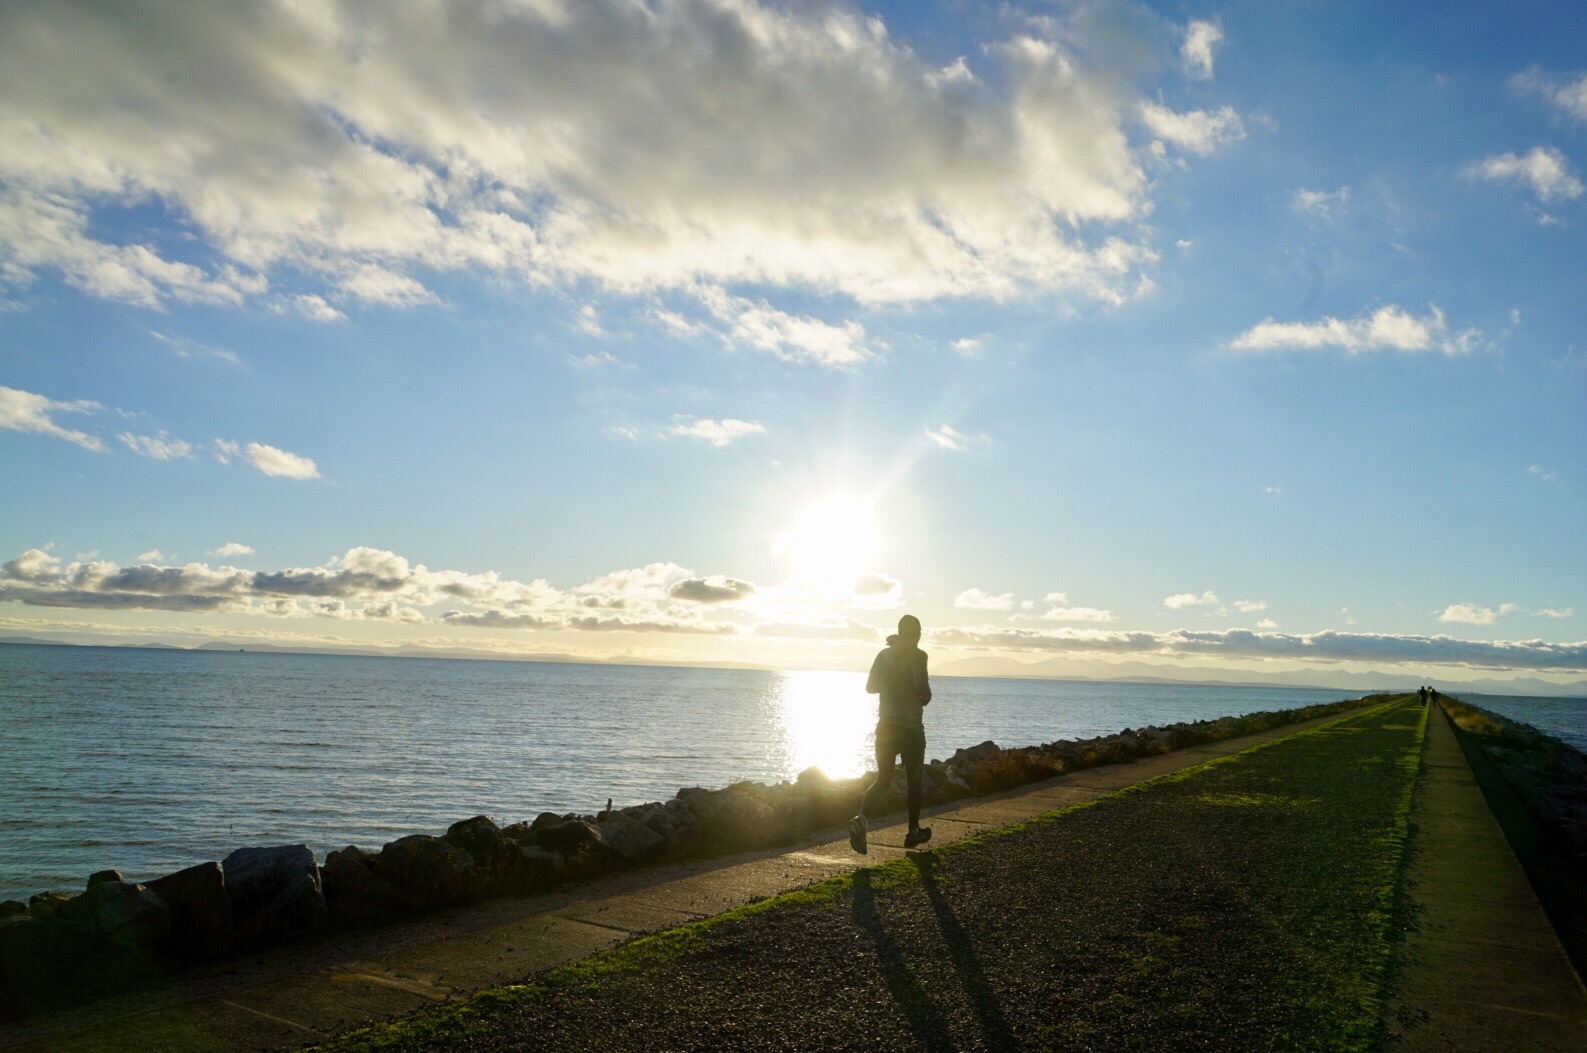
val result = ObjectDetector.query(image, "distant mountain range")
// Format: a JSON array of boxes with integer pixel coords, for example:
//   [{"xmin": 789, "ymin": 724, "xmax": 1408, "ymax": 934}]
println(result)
[{"xmin": 4, "ymin": 635, "xmax": 1584, "ymax": 697}]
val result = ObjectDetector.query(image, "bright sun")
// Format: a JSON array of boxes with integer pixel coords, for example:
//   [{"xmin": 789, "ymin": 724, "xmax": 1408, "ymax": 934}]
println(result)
[{"xmin": 773, "ymin": 495, "xmax": 879, "ymax": 593}]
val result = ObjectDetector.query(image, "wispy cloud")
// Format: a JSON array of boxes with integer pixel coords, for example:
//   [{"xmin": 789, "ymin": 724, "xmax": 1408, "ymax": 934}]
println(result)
[
  {"xmin": 147, "ymin": 330, "xmax": 243, "ymax": 365},
  {"xmin": 0, "ymin": 385, "xmax": 106, "ymax": 451},
  {"xmin": 243, "ymin": 442, "xmax": 320, "ymax": 479},
  {"xmin": 1230, "ymin": 305, "xmax": 1484, "ymax": 356},
  {"xmin": 1232, "ymin": 600, "xmax": 1267, "ymax": 613},
  {"xmin": 1041, "ymin": 606, "xmax": 1114, "ymax": 623},
  {"xmin": 924, "ymin": 423, "xmax": 988, "ymax": 451},
  {"xmin": 1528, "ymin": 464, "xmax": 1560, "ymax": 483},
  {"xmin": 697, "ymin": 287, "xmax": 867, "ymax": 367},
  {"xmin": 1535, "ymin": 607, "xmax": 1575, "ymax": 619},
  {"xmin": 212, "ymin": 542, "xmax": 254, "ymax": 558},
  {"xmin": 1438, "ymin": 602, "xmax": 1519, "ymax": 625},
  {"xmin": 668, "ymin": 417, "xmax": 766, "ymax": 447},
  {"xmin": 118, "ymin": 432, "xmax": 195, "ymax": 460},
  {"xmin": 1138, "ymin": 102, "xmax": 1245, "ymax": 157},
  {"xmin": 1466, "ymin": 146, "xmax": 1584, "ymax": 208},
  {"xmin": 1292, "ymin": 187, "xmax": 1349, "ymax": 220},
  {"xmin": 1510, "ymin": 68, "xmax": 1587, "ymax": 125},
  {"xmin": 1181, "ymin": 19, "xmax": 1224, "ymax": 81},
  {"xmin": 955, "ymin": 588, "xmax": 1015, "ymax": 611},
  {"xmin": 1164, "ymin": 590, "xmax": 1219, "ymax": 609}
]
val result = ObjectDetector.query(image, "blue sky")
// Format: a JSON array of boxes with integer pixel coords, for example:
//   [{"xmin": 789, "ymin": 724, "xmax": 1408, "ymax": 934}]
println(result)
[{"xmin": 2, "ymin": 0, "xmax": 1583, "ymax": 685}]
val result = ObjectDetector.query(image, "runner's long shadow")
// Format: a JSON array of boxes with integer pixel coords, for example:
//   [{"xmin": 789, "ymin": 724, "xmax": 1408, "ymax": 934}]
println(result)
[
  {"xmin": 913, "ymin": 854, "xmax": 1017, "ymax": 1049},
  {"xmin": 850, "ymin": 870, "xmax": 956, "ymax": 1052},
  {"xmin": 848, "ymin": 856, "xmax": 1017, "ymax": 1052}
]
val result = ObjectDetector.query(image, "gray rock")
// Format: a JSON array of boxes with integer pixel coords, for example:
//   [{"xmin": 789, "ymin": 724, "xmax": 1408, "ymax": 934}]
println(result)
[
  {"xmin": 375, "ymin": 835, "xmax": 477, "ymax": 909},
  {"xmin": 148, "ymin": 862, "xmax": 232, "ymax": 960},
  {"xmin": 597, "ymin": 812, "xmax": 667, "ymax": 864},
  {"xmin": 0, "ymin": 901, "xmax": 22, "ymax": 919},
  {"xmin": 323, "ymin": 846, "xmax": 406, "ymax": 924},
  {"xmin": 84, "ymin": 881, "xmax": 171, "ymax": 947},
  {"xmin": 222, "ymin": 844, "xmax": 327, "ymax": 947},
  {"xmin": 685, "ymin": 787, "xmax": 780, "ymax": 853},
  {"xmin": 87, "ymin": 869, "xmax": 124, "ymax": 889}
]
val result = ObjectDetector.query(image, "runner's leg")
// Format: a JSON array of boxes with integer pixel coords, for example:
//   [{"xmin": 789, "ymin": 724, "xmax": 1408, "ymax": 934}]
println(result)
[{"xmin": 860, "ymin": 724, "xmax": 899, "ymax": 818}]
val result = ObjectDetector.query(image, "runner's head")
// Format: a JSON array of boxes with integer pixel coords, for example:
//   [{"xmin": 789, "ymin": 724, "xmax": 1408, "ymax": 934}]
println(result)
[{"xmin": 897, "ymin": 614, "xmax": 921, "ymax": 643}]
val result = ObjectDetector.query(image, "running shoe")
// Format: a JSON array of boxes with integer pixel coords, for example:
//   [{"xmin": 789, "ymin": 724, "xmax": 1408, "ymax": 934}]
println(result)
[
  {"xmin": 904, "ymin": 826, "xmax": 933, "ymax": 848},
  {"xmin": 847, "ymin": 815, "xmax": 868, "ymax": 854}
]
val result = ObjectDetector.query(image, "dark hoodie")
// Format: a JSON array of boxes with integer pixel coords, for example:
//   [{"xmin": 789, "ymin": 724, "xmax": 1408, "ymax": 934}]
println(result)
[{"xmin": 866, "ymin": 633, "xmax": 932, "ymax": 732}]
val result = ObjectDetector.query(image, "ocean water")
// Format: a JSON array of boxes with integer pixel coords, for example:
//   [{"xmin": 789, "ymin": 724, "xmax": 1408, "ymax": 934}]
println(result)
[{"xmin": 2, "ymin": 643, "xmax": 1581, "ymax": 901}]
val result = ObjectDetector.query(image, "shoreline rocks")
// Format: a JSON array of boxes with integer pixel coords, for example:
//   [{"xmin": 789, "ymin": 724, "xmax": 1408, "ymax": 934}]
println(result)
[{"xmin": 0, "ymin": 692, "xmax": 1388, "ymax": 1020}]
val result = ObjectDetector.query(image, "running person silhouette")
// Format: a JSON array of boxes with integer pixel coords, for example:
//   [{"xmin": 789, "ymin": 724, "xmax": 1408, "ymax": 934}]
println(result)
[{"xmin": 849, "ymin": 614, "xmax": 933, "ymax": 852}]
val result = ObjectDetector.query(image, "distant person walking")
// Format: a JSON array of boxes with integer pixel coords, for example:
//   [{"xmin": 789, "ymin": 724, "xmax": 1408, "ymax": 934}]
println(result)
[
  {"xmin": 849, "ymin": 614, "xmax": 933, "ymax": 853},
  {"xmin": 1419, "ymin": 686, "xmax": 1428, "ymax": 705}
]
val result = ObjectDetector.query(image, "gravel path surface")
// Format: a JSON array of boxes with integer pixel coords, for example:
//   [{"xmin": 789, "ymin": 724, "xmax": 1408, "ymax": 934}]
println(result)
[{"xmin": 320, "ymin": 698, "xmax": 1426, "ymax": 1053}]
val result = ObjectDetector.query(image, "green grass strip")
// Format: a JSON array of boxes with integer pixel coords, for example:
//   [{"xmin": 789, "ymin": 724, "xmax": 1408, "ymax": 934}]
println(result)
[{"xmin": 316, "ymin": 698, "xmax": 1421, "ymax": 1052}]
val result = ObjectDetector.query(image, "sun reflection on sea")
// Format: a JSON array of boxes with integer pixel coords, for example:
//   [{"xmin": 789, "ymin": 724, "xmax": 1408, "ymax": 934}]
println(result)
[{"xmin": 770, "ymin": 669, "xmax": 873, "ymax": 780}]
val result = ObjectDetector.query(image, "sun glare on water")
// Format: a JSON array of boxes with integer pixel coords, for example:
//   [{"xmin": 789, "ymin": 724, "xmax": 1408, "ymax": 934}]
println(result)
[{"xmin": 771, "ymin": 669, "xmax": 873, "ymax": 780}]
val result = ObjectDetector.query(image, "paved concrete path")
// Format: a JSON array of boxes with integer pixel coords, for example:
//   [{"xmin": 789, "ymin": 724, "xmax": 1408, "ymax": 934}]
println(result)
[
  {"xmin": 6, "ymin": 699, "xmax": 1585, "ymax": 1051},
  {"xmin": 1387, "ymin": 703, "xmax": 1587, "ymax": 1051}
]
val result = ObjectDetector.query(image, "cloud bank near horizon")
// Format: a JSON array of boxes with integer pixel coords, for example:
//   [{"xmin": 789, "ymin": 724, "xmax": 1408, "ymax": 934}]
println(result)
[{"xmin": 2, "ymin": 547, "xmax": 1582, "ymax": 672}]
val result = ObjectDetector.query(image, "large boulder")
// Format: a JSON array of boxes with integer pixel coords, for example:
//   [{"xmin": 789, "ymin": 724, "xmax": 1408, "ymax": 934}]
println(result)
[
  {"xmin": 148, "ymin": 862, "xmax": 232, "ymax": 960},
  {"xmin": 375, "ymin": 835, "xmax": 477, "ymax": 909},
  {"xmin": 322, "ymin": 846, "xmax": 407, "ymax": 925},
  {"xmin": 222, "ymin": 845, "xmax": 327, "ymax": 948},
  {"xmin": 444, "ymin": 816, "xmax": 512, "ymax": 870},
  {"xmin": 83, "ymin": 880, "xmax": 171, "ymax": 948},
  {"xmin": 596, "ymin": 813, "xmax": 666, "ymax": 864},
  {"xmin": 684, "ymin": 786, "xmax": 781, "ymax": 853},
  {"xmin": 26, "ymin": 892, "xmax": 72, "ymax": 921}
]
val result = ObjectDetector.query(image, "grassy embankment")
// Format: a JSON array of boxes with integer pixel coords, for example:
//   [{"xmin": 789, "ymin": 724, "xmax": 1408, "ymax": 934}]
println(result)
[{"xmin": 317, "ymin": 695, "xmax": 1428, "ymax": 1052}]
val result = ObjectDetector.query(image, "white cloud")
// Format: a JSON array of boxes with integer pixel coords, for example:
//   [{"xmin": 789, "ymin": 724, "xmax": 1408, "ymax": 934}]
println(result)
[
  {"xmin": 925, "ymin": 424, "xmax": 975, "ymax": 451},
  {"xmin": 0, "ymin": 0, "xmax": 1191, "ymax": 318},
  {"xmin": 212, "ymin": 542, "xmax": 254, "ymax": 558},
  {"xmin": 1438, "ymin": 603, "xmax": 1520, "ymax": 626},
  {"xmin": 213, "ymin": 438, "xmax": 239, "ymax": 464},
  {"xmin": 1510, "ymin": 69, "xmax": 1587, "ymax": 125},
  {"xmin": 955, "ymin": 588, "xmax": 1015, "ymax": 611},
  {"xmin": 1138, "ymin": 102, "xmax": 1245, "ymax": 157},
  {"xmin": 118, "ymin": 431, "xmax": 194, "ymax": 460},
  {"xmin": 244, "ymin": 442, "xmax": 320, "ymax": 479},
  {"xmin": 147, "ymin": 330, "xmax": 243, "ymax": 364},
  {"xmin": 1293, "ymin": 187, "xmax": 1349, "ymax": 220},
  {"xmin": 1041, "ymin": 606, "xmax": 1114, "ymax": 623},
  {"xmin": 698, "ymin": 287, "xmax": 867, "ymax": 367},
  {"xmin": 1230, "ymin": 305, "xmax": 1484, "ymax": 356},
  {"xmin": 0, "ymin": 385, "xmax": 105, "ymax": 451},
  {"xmin": 1182, "ymin": 19, "xmax": 1224, "ymax": 80},
  {"xmin": 1232, "ymin": 599, "xmax": 1266, "ymax": 613},
  {"xmin": 952, "ymin": 337, "xmax": 982, "ymax": 354},
  {"xmin": 1528, "ymin": 464, "xmax": 1559, "ymax": 483},
  {"xmin": 1466, "ymin": 147, "xmax": 1584, "ymax": 206},
  {"xmin": 669, "ymin": 417, "xmax": 766, "ymax": 447},
  {"xmin": 1256, "ymin": 618, "xmax": 1277, "ymax": 629},
  {"xmin": 1164, "ymin": 590, "xmax": 1219, "ymax": 609},
  {"xmin": 136, "ymin": 549, "xmax": 165, "ymax": 563},
  {"xmin": 288, "ymin": 294, "xmax": 345, "ymax": 323},
  {"xmin": 1535, "ymin": 607, "xmax": 1574, "ymax": 619}
]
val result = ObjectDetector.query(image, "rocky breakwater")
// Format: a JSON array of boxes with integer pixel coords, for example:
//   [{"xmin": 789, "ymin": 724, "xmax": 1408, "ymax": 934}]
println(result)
[
  {"xmin": 1439, "ymin": 696, "xmax": 1587, "ymax": 880},
  {"xmin": 0, "ymin": 693, "xmax": 1383, "ymax": 1019}
]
